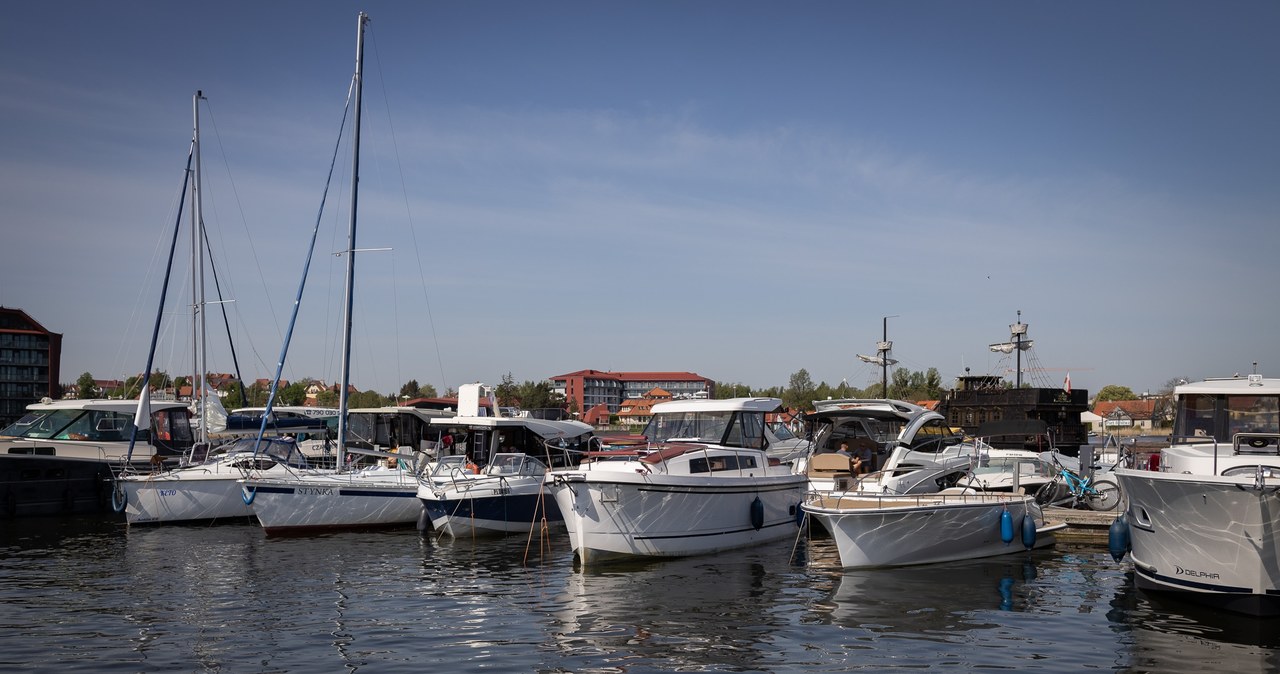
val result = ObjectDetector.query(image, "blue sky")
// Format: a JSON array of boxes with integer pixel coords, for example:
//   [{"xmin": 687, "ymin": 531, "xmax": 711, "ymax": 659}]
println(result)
[{"xmin": 2, "ymin": 1, "xmax": 1277, "ymax": 398}]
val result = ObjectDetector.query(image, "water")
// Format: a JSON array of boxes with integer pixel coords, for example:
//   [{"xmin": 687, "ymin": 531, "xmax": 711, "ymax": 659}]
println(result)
[{"xmin": 2, "ymin": 518, "xmax": 1278, "ymax": 673}]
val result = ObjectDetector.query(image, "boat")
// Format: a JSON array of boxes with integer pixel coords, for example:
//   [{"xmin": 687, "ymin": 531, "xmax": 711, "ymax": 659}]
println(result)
[
  {"xmin": 802, "ymin": 488, "xmax": 1064, "ymax": 568},
  {"xmin": 240, "ymin": 13, "xmax": 458, "ymax": 534},
  {"xmin": 955, "ymin": 419, "xmax": 1066, "ymax": 495},
  {"xmin": 544, "ymin": 396, "xmax": 808, "ymax": 566},
  {"xmin": 0, "ymin": 398, "xmax": 193, "ymax": 517},
  {"xmin": 937, "ymin": 313, "xmax": 1091, "ymax": 456},
  {"xmin": 1112, "ymin": 373, "xmax": 1280, "ymax": 616},
  {"xmin": 417, "ymin": 383, "xmax": 594, "ymax": 537},
  {"xmin": 798, "ymin": 399, "xmax": 976, "ymax": 494},
  {"xmin": 113, "ymin": 90, "xmax": 330, "ymax": 525}
]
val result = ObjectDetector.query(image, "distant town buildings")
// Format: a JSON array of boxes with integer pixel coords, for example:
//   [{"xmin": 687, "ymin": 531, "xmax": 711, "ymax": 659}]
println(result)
[
  {"xmin": 0, "ymin": 307, "xmax": 63, "ymax": 427},
  {"xmin": 550, "ymin": 370, "xmax": 714, "ymax": 416}
]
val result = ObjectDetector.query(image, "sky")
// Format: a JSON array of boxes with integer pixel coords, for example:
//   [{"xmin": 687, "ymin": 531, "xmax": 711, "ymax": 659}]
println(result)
[{"xmin": 2, "ymin": 1, "xmax": 1277, "ymax": 399}]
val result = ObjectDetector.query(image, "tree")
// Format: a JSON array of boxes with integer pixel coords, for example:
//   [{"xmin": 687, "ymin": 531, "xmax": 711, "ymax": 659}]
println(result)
[
  {"xmin": 76, "ymin": 372, "xmax": 97, "ymax": 399},
  {"xmin": 316, "ymin": 389, "xmax": 339, "ymax": 407},
  {"xmin": 399, "ymin": 379, "xmax": 421, "ymax": 399},
  {"xmin": 714, "ymin": 382, "xmax": 752, "ymax": 399},
  {"xmin": 516, "ymin": 380, "xmax": 564, "ymax": 410},
  {"xmin": 279, "ymin": 381, "xmax": 307, "ymax": 406},
  {"xmin": 496, "ymin": 373, "xmax": 519, "ymax": 407},
  {"xmin": 783, "ymin": 369, "xmax": 816, "ymax": 411},
  {"xmin": 1095, "ymin": 385, "xmax": 1138, "ymax": 403}
]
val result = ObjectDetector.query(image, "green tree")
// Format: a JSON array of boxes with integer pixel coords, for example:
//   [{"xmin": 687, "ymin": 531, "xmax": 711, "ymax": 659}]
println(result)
[
  {"xmin": 316, "ymin": 389, "xmax": 339, "ymax": 407},
  {"xmin": 714, "ymin": 382, "xmax": 752, "ymax": 399},
  {"xmin": 76, "ymin": 372, "xmax": 97, "ymax": 399},
  {"xmin": 1095, "ymin": 385, "xmax": 1138, "ymax": 403},
  {"xmin": 515, "ymin": 380, "xmax": 564, "ymax": 410},
  {"xmin": 279, "ymin": 381, "xmax": 307, "ymax": 406},
  {"xmin": 496, "ymin": 373, "xmax": 519, "ymax": 406},
  {"xmin": 783, "ymin": 369, "xmax": 816, "ymax": 411}
]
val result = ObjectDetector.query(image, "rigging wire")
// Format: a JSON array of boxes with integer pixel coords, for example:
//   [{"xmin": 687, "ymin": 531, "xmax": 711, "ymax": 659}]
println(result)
[{"xmin": 367, "ymin": 24, "xmax": 450, "ymax": 395}]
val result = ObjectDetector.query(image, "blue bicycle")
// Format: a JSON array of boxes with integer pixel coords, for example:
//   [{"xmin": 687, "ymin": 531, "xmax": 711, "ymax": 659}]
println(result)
[{"xmin": 1033, "ymin": 454, "xmax": 1122, "ymax": 511}]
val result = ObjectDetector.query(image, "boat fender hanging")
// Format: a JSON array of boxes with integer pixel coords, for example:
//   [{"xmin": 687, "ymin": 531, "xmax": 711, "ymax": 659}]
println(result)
[
  {"xmin": 750, "ymin": 496, "xmax": 764, "ymax": 531},
  {"xmin": 110, "ymin": 480, "xmax": 127, "ymax": 513},
  {"xmin": 1021, "ymin": 513, "xmax": 1037, "ymax": 550},
  {"xmin": 1000, "ymin": 509, "xmax": 1014, "ymax": 545},
  {"xmin": 794, "ymin": 501, "xmax": 805, "ymax": 528},
  {"xmin": 1108, "ymin": 514, "xmax": 1131, "ymax": 562},
  {"xmin": 241, "ymin": 485, "xmax": 257, "ymax": 506}
]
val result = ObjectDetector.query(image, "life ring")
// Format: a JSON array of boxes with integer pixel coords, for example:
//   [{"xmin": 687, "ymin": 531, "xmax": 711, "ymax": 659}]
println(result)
[{"xmin": 1248, "ymin": 437, "xmax": 1271, "ymax": 448}]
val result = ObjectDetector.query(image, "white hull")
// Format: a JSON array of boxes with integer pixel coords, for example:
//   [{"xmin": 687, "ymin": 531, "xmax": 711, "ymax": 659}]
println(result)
[
  {"xmin": 547, "ymin": 470, "xmax": 807, "ymax": 565},
  {"xmin": 803, "ymin": 492, "xmax": 1057, "ymax": 568},
  {"xmin": 122, "ymin": 471, "xmax": 255, "ymax": 524},
  {"xmin": 242, "ymin": 468, "xmax": 423, "ymax": 534},
  {"xmin": 1116, "ymin": 467, "xmax": 1280, "ymax": 615}
]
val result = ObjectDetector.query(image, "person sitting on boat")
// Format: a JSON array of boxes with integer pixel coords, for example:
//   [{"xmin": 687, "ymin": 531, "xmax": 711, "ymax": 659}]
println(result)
[{"xmin": 837, "ymin": 441, "xmax": 865, "ymax": 474}]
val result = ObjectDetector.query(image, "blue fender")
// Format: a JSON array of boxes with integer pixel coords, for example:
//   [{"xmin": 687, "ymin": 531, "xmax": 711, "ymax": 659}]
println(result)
[
  {"xmin": 1000, "ymin": 509, "xmax": 1014, "ymax": 544},
  {"xmin": 1021, "ymin": 513, "xmax": 1037, "ymax": 550},
  {"xmin": 1108, "ymin": 514, "xmax": 1131, "ymax": 562},
  {"xmin": 750, "ymin": 496, "xmax": 764, "ymax": 531}
]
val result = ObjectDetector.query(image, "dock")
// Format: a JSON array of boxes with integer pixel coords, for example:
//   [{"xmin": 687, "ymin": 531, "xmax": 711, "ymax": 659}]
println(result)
[{"xmin": 1047, "ymin": 506, "xmax": 1119, "ymax": 543}]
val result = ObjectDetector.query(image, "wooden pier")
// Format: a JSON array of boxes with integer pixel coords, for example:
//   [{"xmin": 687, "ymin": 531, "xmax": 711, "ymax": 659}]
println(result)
[{"xmin": 1046, "ymin": 506, "xmax": 1119, "ymax": 543}]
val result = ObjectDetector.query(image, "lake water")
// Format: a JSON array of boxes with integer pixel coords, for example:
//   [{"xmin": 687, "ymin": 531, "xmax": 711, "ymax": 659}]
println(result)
[{"xmin": 2, "ymin": 517, "xmax": 1278, "ymax": 673}]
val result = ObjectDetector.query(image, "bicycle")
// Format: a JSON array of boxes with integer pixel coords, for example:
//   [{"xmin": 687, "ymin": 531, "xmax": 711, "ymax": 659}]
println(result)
[{"xmin": 1033, "ymin": 454, "xmax": 1122, "ymax": 511}]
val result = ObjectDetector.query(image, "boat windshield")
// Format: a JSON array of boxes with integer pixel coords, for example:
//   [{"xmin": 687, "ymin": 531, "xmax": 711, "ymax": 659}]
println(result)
[
  {"xmin": 769, "ymin": 422, "xmax": 798, "ymax": 441},
  {"xmin": 0, "ymin": 408, "xmax": 137, "ymax": 442},
  {"xmin": 1176, "ymin": 393, "xmax": 1280, "ymax": 442},
  {"xmin": 429, "ymin": 454, "xmax": 470, "ymax": 478},
  {"xmin": 644, "ymin": 411, "xmax": 733, "ymax": 443}
]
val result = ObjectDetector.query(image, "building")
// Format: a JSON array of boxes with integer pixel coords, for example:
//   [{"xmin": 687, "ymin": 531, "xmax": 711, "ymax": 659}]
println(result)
[
  {"xmin": 0, "ymin": 307, "xmax": 63, "ymax": 427},
  {"xmin": 1092, "ymin": 399, "xmax": 1161, "ymax": 433},
  {"xmin": 615, "ymin": 387, "xmax": 675, "ymax": 428},
  {"xmin": 550, "ymin": 370, "xmax": 715, "ymax": 415}
]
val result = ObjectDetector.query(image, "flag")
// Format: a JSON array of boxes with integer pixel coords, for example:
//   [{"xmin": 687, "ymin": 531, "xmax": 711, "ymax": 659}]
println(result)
[
  {"xmin": 133, "ymin": 385, "xmax": 152, "ymax": 431},
  {"xmin": 1063, "ymin": 372, "xmax": 1071, "ymax": 394}
]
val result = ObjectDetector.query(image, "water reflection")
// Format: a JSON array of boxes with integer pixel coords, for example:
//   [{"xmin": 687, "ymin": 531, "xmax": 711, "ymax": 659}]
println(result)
[
  {"xmin": 1108, "ymin": 569, "xmax": 1280, "ymax": 673},
  {"xmin": 549, "ymin": 550, "xmax": 789, "ymax": 672}
]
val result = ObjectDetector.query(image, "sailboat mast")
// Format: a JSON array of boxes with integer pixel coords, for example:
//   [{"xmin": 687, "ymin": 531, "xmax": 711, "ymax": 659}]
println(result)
[
  {"xmin": 192, "ymin": 90, "xmax": 209, "ymax": 444},
  {"xmin": 336, "ymin": 12, "xmax": 368, "ymax": 465}
]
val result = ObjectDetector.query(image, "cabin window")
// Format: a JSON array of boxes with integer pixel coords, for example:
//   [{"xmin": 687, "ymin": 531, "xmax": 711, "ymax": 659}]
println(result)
[
  {"xmin": 724, "ymin": 412, "xmax": 766, "ymax": 448},
  {"xmin": 689, "ymin": 455, "xmax": 759, "ymax": 473},
  {"xmin": 1227, "ymin": 396, "xmax": 1279, "ymax": 438}
]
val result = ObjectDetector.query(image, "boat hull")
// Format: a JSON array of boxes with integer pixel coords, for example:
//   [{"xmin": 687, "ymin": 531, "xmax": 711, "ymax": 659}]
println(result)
[
  {"xmin": 418, "ymin": 476, "xmax": 561, "ymax": 537},
  {"xmin": 243, "ymin": 470, "xmax": 423, "ymax": 534},
  {"xmin": 803, "ymin": 492, "xmax": 1054, "ymax": 568},
  {"xmin": 0, "ymin": 453, "xmax": 125, "ymax": 517},
  {"xmin": 1116, "ymin": 467, "xmax": 1280, "ymax": 616},
  {"xmin": 547, "ymin": 471, "xmax": 807, "ymax": 565},
  {"xmin": 121, "ymin": 471, "xmax": 256, "ymax": 524}
]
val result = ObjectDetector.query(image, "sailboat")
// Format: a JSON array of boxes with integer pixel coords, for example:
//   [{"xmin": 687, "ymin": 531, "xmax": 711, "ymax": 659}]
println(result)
[
  {"xmin": 116, "ymin": 91, "xmax": 322, "ymax": 525},
  {"xmin": 241, "ymin": 13, "xmax": 452, "ymax": 534}
]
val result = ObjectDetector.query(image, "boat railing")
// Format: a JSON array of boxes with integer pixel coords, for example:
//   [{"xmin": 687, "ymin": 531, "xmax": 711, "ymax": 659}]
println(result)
[{"xmin": 805, "ymin": 488, "xmax": 1023, "ymax": 510}]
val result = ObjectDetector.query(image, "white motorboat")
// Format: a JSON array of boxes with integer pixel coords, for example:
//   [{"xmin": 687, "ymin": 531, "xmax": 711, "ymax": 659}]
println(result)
[
  {"xmin": 1112, "ymin": 374, "xmax": 1280, "ymax": 615},
  {"xmin": 418, "ymin": 384, "xmax": 593, "ymax": 537},
  {"xmin": 955, "ymin": 419, "xmax": 1066, "ymax": 495},
  {"xmin": 419, "ymin": 453, "xmax": 560, "ymax": 537},
  {"xmin": 0, "ymin": 398, "xmax": 193, "ymax": 516},
  {"xmin": 802, "ymin": 489, "xmax": 1064, "ymax": 568},
  {"xmin": 545, "ymin": 397, "xmax": 808, "ymax": 565},
  {"xmin": 798, "ymin": 399, "xmax": 976, "ymax": 494}
]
